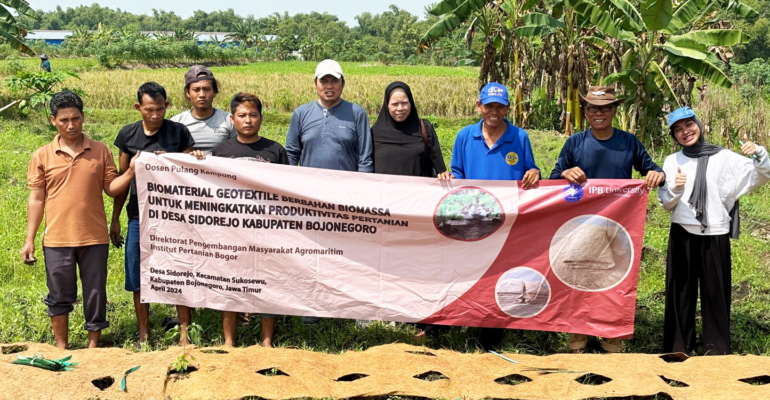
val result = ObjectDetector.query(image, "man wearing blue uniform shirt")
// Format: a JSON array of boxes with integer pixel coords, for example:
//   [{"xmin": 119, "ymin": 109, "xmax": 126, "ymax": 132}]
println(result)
[
  {"xmin": 285, "ymin": 59, "xmax": 373, "ymax": 172},
  {"xmin": 449, "ymin": 82, "xmax": 540, "ymax": 187},
  {"xmin": 550, "ymin": 86, "xmax": 665, "ymax": 190},
  {"xmin": 550, "ymin": 86, "xmax": 664, "ymax": 354},
  {"xmin": 448, "ymin": 82, "xmax": 540, "ymax": 349}
]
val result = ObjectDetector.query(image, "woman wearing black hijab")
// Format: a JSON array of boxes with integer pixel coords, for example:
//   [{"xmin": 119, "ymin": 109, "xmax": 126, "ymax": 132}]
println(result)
[
  {"xmin": 371, "ymin": 81, "xmax": 449, "ymax": 178},
  {"xmin": 372, "ymin": 82, "xmax": 449, "ymax": 341},
  {"xmin": 659, "ymin": 107, "xmax": 770, "ymax": 355}
]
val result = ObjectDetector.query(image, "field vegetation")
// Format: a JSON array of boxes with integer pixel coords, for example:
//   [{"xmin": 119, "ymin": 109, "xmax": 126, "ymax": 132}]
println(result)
[{"xmin": 0, "ymin": 61, "xmax": 768, "ymax": 357}]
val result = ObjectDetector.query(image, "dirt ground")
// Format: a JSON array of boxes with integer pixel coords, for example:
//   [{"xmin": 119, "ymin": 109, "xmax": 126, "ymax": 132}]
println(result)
[{"xmin": 1, "ymin": 342, "xmax": 768, "ymax": 399}]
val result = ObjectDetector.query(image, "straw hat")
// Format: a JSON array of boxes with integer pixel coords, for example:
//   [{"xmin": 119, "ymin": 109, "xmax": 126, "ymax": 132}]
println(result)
[{"xmin": 579, "ymin": 86, "xmax": 624, "ymax": 106}]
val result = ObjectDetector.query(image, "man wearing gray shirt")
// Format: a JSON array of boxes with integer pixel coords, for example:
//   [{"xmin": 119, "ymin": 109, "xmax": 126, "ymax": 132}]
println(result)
[
  {"xmin": 168, "ymin": 65, "xmax": 236, "ymax": 337},
  {"xmin": 287, "ymin": 59, "xmax": 373, "ymax": 326},
  {"xmin": 171, "ymin": 65, "xmax": 236, "ymax": 154},
  {"xmin": 285, "ymin": 59, "xmax": 373, "ymax": 172}
]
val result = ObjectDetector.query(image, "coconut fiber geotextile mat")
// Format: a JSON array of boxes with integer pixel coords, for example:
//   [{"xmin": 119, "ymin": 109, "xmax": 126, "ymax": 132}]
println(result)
[{"xmin": 1, "ymin": 342, "xmax": 769, "ymax": 400}]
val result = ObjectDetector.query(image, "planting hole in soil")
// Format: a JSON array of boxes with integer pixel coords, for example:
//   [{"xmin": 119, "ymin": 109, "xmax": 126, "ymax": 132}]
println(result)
[
  {"xmin": 1, "ymin": 345, "xmax": 28, "ymax": 354},
  {"xmin": 256, "ymin": 367, "xmax": 289, "ymax": 377},
  {"xmin": 168, "ymin": 365, "xmax": 198, "ymax": 375},
  {"xmin": 201, "ymin": 349, "xmax": 229, "ymax": 354},
  {"xmin": 575, "ymin": 373, "xmax": 612, "ymax": 385},
  {"xmin": 413, "ymin": 371, "xmax": 449, "ymax": 381},
  {"xmin": 659, "ymin": 375, "xmax": 689, "ymax": 387},
  {"xmin": 591, "ymin": 394, "xmax": 673, "ymax": 400},
  {"xmin": 739, "ymin": 375, "xmax": 770, "ymax": 385},
  {"xmin": 405, "ymin": 351, "xmax": 436, "ymax": 356},
  {"xmin": 335, "ymin": 373, "xmax": 369, "ymax": 382},
  {"xmin": 659, "ymin": 353, "xmax": 689, "ymax": 363},
  {"xmin": 91, "ymin": 376, "xmax": 115, "ymax": 391},
  {"xmin": 495, "ymin": 373, "xmax": 533, "ymax": 385}
]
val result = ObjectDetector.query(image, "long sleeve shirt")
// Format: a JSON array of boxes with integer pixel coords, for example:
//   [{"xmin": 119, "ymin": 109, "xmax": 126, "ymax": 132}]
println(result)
[
  {"xmin": 549, "ymin": 128, "xmax": 663, "ymax": 180},
  {"xmin": 285, "ymin": 99, "xmax": 373, "ymax": 172},
  {"xmin": 372, "ymin": 119, "xmax": 447, "ymax": 177},
  {"xmin": 658, "ymin": 146, "xmax": 770, "ymax": 235},
  {"xmin": 450, "ymin": 119, "xmax": 539, "ymax": 180}
]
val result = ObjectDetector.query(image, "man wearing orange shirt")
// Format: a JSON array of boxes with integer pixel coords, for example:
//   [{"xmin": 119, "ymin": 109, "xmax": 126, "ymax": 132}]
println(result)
[{"xmin": 21, "ymin": 91, "xmax": 138, "ymax": 349}]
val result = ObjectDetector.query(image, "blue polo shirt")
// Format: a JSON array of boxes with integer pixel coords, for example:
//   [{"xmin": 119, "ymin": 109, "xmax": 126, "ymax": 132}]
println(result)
[{"xmin": 450, "ymin": 119, "xmax": 539, "ymax": 180}]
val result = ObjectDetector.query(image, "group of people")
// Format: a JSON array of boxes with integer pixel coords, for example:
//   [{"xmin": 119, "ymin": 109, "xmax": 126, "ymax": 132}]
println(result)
[{"xmin": 21, "ymin": 59, "xmax": 770, "ymax": 356}]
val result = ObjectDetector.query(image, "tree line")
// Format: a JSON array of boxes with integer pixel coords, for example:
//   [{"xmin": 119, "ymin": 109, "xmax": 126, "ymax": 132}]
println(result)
[{"xmin": 14, "ymin": 5, "xmax": 468, "ymax": 66}]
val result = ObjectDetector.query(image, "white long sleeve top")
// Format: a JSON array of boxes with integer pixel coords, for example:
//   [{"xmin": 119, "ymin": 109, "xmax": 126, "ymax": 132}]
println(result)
[{"xmin": 658, "ymin": 145, "xmax": 770, "ymax": 235}]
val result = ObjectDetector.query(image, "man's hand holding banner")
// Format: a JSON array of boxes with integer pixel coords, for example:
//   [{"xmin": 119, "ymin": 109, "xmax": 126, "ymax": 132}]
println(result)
[{"xmin": 137, "ymin": 153, "xmax": 648, "ymax": 339}]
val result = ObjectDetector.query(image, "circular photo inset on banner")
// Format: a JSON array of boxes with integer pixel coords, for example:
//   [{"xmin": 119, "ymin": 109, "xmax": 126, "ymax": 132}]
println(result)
[
  {"xmin": 434, "ymin": 187, "xmax": 504, "ymax": 241},
  {"xmin": 549, "ymin": 215, "xmax": 633, "ymax": 292},
  {"xmin": 496, "ymin": 267, "xmax": 551, "ymax": 318}
]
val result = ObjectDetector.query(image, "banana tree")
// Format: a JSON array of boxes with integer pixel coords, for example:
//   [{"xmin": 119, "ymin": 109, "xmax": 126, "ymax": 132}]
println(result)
[
  {"xmin": 513, "ymin": 0, "xmax": 624, "ymax": 133},
  {"xmin": 418, "ymin": 0, "xmax": 536, "ymax": 126},
  {"xmin": 598, "ymin": 0, "xmax": 753, "ymax": 142},
  {"xmin": 0, "ymin": 0, "xmax": 38, "ymax": 55}
]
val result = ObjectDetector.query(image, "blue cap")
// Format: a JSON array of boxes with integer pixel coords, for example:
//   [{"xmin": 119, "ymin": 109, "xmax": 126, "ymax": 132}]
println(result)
[
  {"xmin": 668, "ymin": 107, "xmax": 697, "ymax": 128},
  {"xmin": 479, "ymin": 82, "xmax": 509, "ymax": 106}
]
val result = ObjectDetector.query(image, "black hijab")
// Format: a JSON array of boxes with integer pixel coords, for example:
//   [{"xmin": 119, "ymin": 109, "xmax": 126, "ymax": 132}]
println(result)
[
  {"xmin": 371, "ymin": 81, "xmax": 445, "ymax": 177},
  {"xmin": 672, "ymin": 116, "xmax": 739, "ymax": 238},
  {"xmin": 371, "ymin": 81, "xmax": 422, "ymax": 143}
]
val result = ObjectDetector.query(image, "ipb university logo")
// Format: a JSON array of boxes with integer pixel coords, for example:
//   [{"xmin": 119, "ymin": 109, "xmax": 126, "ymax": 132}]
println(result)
[{"xmin": 562, "ymin": 183, "xmax": 583, "ymax": 203}]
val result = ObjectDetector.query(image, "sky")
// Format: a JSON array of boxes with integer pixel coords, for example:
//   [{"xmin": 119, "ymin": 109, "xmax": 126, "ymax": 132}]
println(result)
[{"xmin": 30, "ymin": 0, "xmax": 438, "ymax": 27}]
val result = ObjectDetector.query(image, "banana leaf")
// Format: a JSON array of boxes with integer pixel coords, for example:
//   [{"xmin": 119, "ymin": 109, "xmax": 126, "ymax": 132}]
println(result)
[
  {"xmin": 607, "ymin": 0, "xmax": 645, "ymax": 32},
  {"xmin": 667, "ymin": 53, "xmax": 732, "ymax": 87},
  {"xmin": 621, "ymin": 47, "xmax": 637, "ymax": 70},
  {"xmin": 661, "ymin": 43, "xmax": 707, "ymax": 59},
  {"xmin": 2, "ymin": 0, "xmax": 38, "ymax": 18},
  {"xmin": 723, "ymin": 0, "xmax": 758, "ymax": 19},
  {"xmin": 513, "ymin": 25, "xmax": 554, "ymax": 37},
  {"xmin": 420, "ymin": 0, "xmax": 491, "ymax": 49},
  {"xmin": 670, "ymin": 29, "xmax": 750, "ymax": 47},
  {"xmin": 648, "ymin": 61, "xmax": 680, "ymax": 106},
  {"xmin": 521, "ymin": 12, "xmax": 566, "ymax": 29},
  {"xmin": 668, "ymin": 0, "xmax": 711, "ymax": 31},
  {"xmin": 641, "ymin": 0, "xmax": 673, "ymax": 32},
  {"xmin": 0, "ymin": 21, "xmax": 33, "ymax": 55},
  {"xmin": 604, "ymin": 68, "xmax": 638, "ymax": 90}
]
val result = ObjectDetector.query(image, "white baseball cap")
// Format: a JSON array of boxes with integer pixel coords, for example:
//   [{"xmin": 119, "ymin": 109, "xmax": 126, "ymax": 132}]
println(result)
[{"xmin": 315, "ymin": 59, "xmax": 343, "ymax": 79}]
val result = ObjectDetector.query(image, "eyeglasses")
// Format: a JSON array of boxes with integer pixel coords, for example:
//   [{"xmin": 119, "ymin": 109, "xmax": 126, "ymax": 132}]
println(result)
[{"xmin": 585, "ymin": 105, "xmax": 616, "ymax": 114}]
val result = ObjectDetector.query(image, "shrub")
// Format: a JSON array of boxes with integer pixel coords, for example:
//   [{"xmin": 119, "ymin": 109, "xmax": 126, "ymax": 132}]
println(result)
[{"xmin": 0, "ymin": 56, "xmax": 27, "ymax": 76}]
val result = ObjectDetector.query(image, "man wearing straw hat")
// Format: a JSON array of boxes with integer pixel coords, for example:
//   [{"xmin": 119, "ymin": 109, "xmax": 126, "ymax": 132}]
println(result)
[
  {"xmin": 550, "ymin": 85, "xmax": 665, "ymax": 353},
  {"xmin": 39, "ymin": 54, "xmax": 51, "ymax": 72}
]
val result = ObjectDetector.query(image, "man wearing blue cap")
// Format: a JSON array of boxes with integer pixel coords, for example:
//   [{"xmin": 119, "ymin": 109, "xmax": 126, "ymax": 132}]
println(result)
[
  {"xmin": 448, "ymin": 82, "xmax": 540, "ymax": 349},
  {"xmin": 658, "ymin": 106, "xmax": 769, "ymax": 355},
  {"xmin": 449, "ymin": 82, "xmax": 540, "ymax": 188}
]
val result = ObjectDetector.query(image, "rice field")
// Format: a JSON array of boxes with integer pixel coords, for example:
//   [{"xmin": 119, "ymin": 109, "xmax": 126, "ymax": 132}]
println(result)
[{"xmin": 0, "ymin": 60, "xmax": 480, "ymax": 117}]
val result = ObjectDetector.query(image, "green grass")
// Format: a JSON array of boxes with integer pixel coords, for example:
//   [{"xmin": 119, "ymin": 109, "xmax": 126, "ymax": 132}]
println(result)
[
  {"xmin": 0, "ymin": 76, "xmax": 769, "ymax": 356},
  {"xmin": 0, "ymin": 57, "xmax": 100, "ymax": 73}
]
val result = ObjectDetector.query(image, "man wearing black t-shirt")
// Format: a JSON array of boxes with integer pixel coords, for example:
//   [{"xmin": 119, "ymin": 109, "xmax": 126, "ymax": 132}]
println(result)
[
  {"xmin": 202, "ymin": 92, "xmax": 285, "ymax": 348},
  {"xmin": 111, "ymin": 82, "xmax": 195, "ymax": 345},
  {"xmin": 212, "ymin": 93, "xmax": 287, "ymax": 164}
]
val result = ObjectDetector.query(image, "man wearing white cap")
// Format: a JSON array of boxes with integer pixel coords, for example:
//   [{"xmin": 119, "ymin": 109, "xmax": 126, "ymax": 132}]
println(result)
[
  {"xmin": 285, "ymin": 59, "xmax": 373, "ymax": 172},
  {"xmin": 285, "ymin": 60, "xmax": 373, "ymax": 325}
]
